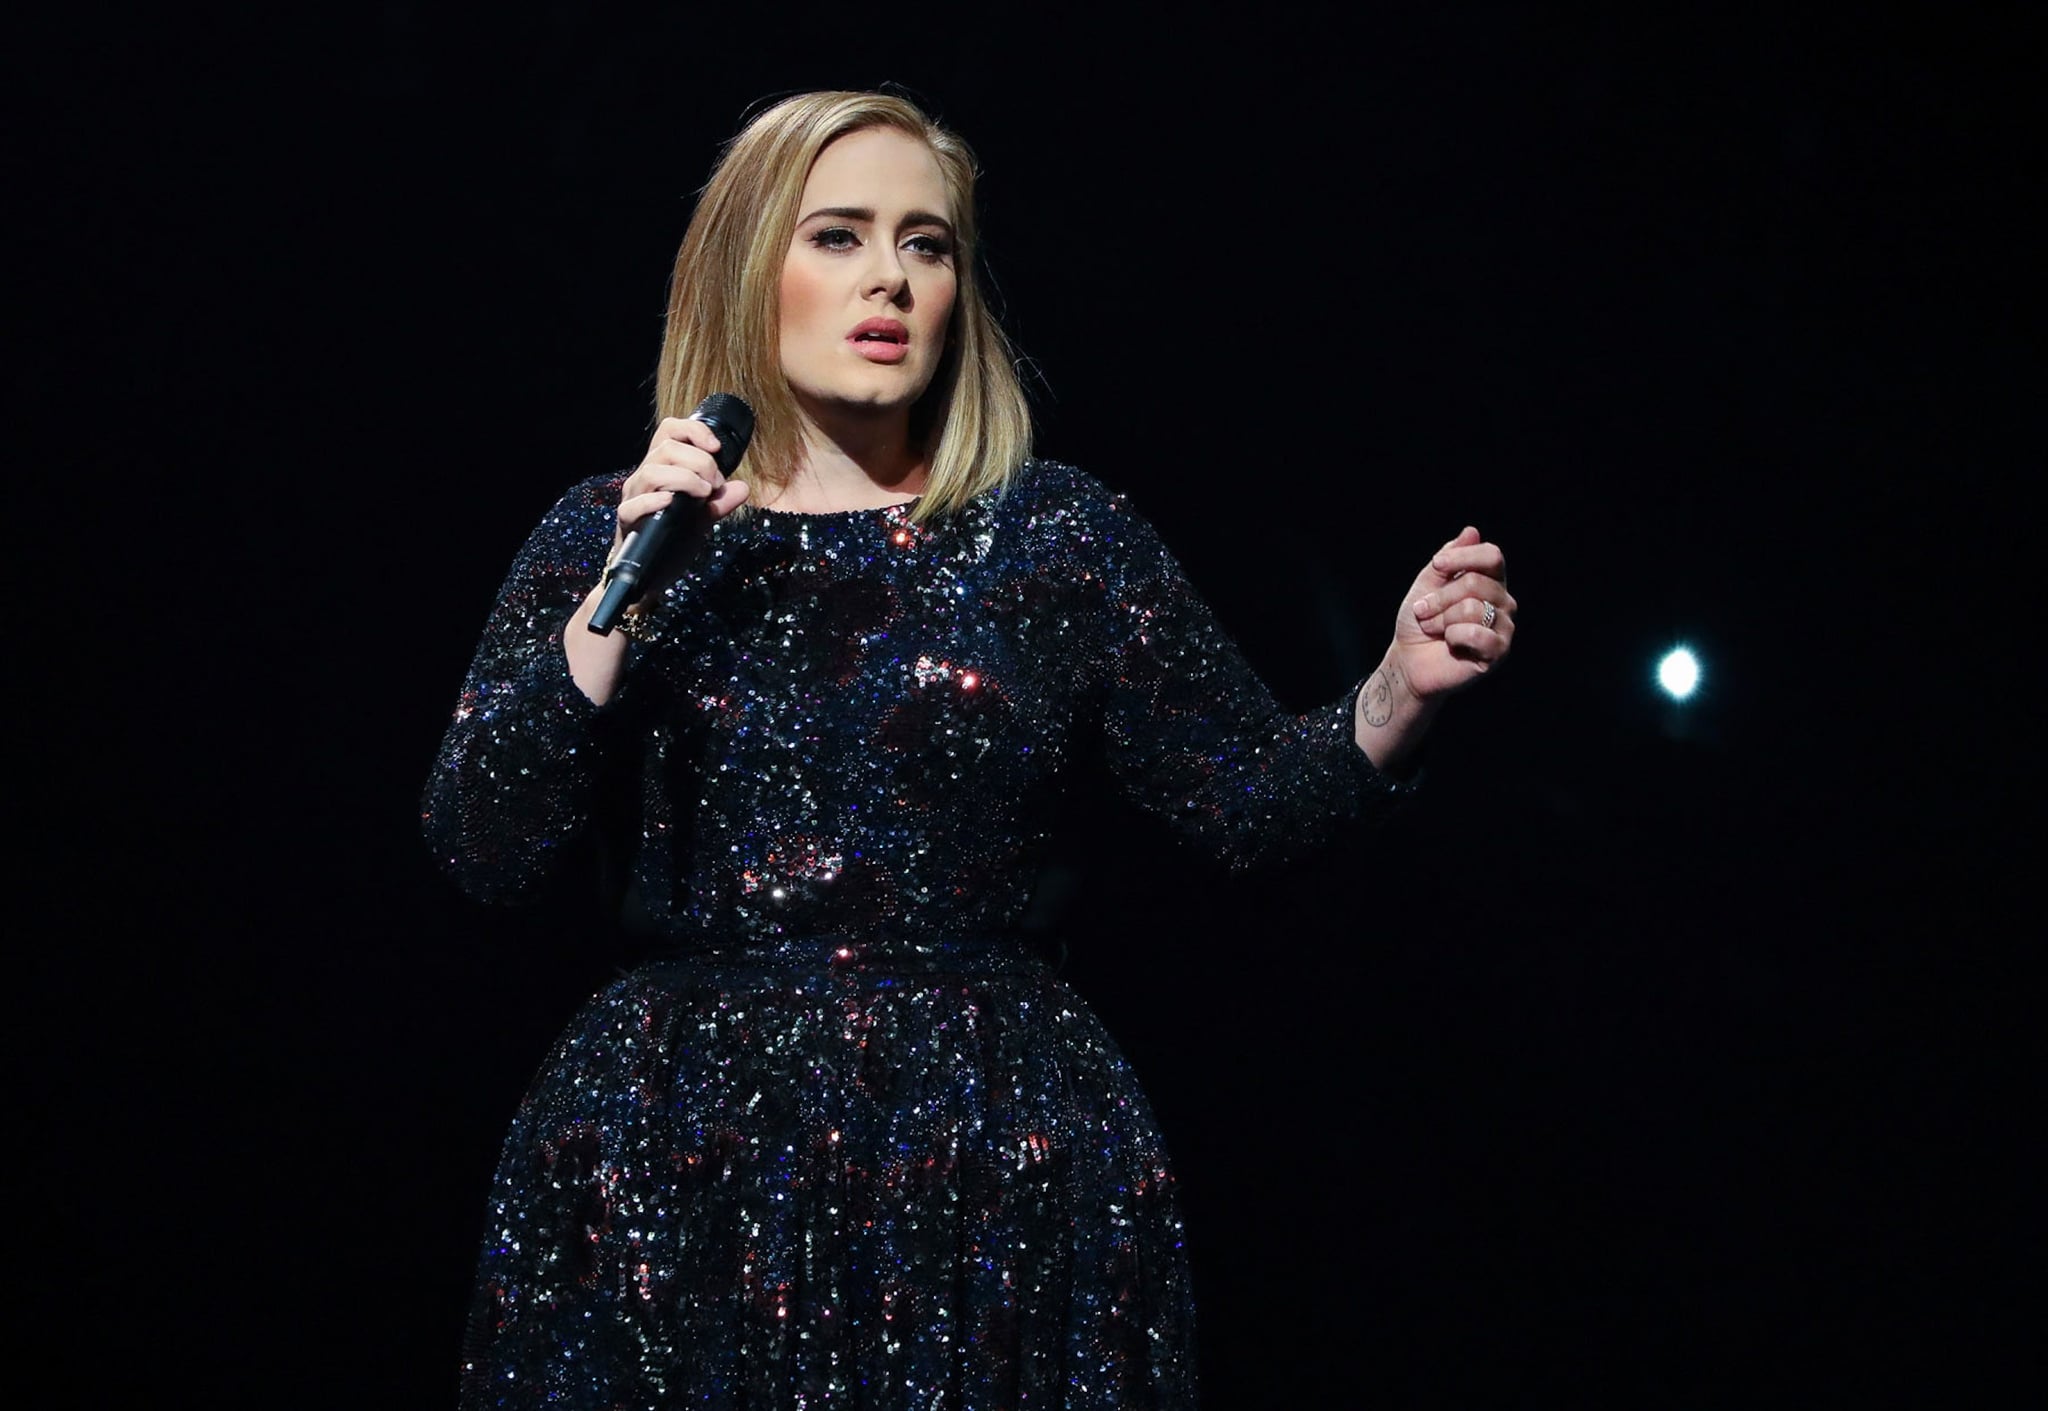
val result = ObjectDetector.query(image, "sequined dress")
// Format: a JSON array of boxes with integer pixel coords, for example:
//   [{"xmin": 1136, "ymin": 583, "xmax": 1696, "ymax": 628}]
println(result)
[{"xmin": 425, "ymin": 460, "xmax": 1412, "ymax": 1409}]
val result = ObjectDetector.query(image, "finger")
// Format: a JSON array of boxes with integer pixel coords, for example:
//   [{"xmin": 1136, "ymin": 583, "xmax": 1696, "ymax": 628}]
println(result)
[
  {"xmin": 624, "ymin": 456, "xmax": 725, "ymax": 501},
  {"xmin": 1431, "ymin": 535, "xmax": 1506, "ymax": 582},
  {"xmin": 1442, "ymin": 620, "xmax": 1510, "ymax": 666},
  {"xmin": 645, "ymin": 436, "xmax": 724, "ymax": 473},
  {"xmin": 705, "ymin": 477, "xmax": 752, "ymax": 520},
  {"xmin": 1411, "ymin": 579, "xmax": 1515, "ymax": 624},
  {"xmin": 1411, "ymin": 597, "xmax": 1506, "ymax": 641},
  {"xmin": 616, "ymin": 488, "xmax": 679, "ymax": 531},
  {"xmin": 634, "ymin": 440, "xmax": 724, "ymax": 484},
  {"xmin": 649, "ymin": 415, "xmax": 724, "ymax": 459},
  {"xmin": 1425, "ymin": 596, "xmax": 1509, "ymax": 632}
]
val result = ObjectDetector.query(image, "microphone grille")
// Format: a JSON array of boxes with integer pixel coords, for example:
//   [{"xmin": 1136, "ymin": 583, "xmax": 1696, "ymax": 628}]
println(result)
[
  {"xmin": 691, "ymin": 393, "xmax": 755, "ymax": 476},
  {"xmin": 693, "ymin": 392, "xmax": 755, "ymax": 441}
]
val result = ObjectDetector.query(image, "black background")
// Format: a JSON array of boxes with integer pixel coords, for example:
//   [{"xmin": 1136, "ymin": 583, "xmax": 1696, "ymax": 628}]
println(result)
[{"xmin": 16, "ymin": 4, "xmax": 2039, "ymax": 1406}]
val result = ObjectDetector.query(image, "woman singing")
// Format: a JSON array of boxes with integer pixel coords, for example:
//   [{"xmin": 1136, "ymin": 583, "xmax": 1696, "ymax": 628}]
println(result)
[{"xmin": 425, "ymin": 90, "xmax": 1516, "ymax": 1409}]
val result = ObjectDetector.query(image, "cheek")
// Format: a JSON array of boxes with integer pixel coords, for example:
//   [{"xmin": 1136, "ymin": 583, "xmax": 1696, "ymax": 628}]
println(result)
[
  {"xmin": 778, "ymin": 257, "xmax": 825, "ymax": 340},
  {"xmin": 925, "ymin": 274, "xmax": 959, "ymax": 342}
]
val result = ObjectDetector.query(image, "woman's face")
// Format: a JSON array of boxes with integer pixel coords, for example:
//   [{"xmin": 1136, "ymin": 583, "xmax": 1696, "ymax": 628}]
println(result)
[{"xmin": 778, "ymin": 127, "xmax": 958, "ymax": 431}]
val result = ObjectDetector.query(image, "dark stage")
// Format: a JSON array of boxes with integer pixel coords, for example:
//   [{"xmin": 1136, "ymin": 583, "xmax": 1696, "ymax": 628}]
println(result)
[{"xmin": 17, "ymin": 6, "xmax": 2036, "ymax": 1406}]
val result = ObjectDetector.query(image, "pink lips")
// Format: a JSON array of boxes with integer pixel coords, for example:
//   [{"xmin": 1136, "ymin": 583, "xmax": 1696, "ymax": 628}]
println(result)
[{"xmin": 848, "ymin": 318, "xmax": 910, "ymax": 364}]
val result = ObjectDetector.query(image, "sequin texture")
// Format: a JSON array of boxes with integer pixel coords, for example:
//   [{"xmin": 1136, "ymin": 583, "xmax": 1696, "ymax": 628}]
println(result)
[{"xmin": 425, "ymin": 461, "xmax": 1413, "ymax": 1407}]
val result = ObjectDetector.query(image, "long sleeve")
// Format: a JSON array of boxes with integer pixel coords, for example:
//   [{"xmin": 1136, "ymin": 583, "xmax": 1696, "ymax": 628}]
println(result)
[
  {"xmin": 421, "ymin": 474, "xmax": 625, "ymax": 903},
  {"xmin": 1083, "ymin": 484, "xmax": 1415, "ymax": 871}
]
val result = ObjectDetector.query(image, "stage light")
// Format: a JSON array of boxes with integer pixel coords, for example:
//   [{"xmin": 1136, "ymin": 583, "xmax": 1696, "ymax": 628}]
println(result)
[{"xmin": 1657, "ymin": 647, "xmax": 1701, "ymax": 700}]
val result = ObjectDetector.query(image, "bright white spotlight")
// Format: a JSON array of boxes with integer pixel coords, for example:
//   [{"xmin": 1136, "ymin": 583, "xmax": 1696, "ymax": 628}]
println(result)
[{"xmin": 1657, "ymin": 647, "xmax": 1701, "ymax": 700}]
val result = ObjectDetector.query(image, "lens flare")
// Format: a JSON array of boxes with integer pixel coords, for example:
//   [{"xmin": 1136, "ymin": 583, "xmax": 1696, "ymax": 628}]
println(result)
[{"xmin": 1657, "ymin": 647, "xmax": 1701, "ymax": 700}]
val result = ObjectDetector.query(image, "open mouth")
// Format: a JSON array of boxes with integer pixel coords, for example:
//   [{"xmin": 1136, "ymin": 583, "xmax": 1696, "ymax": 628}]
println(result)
[{"xmin": 850, "ymin": 321, "xmax": 908, "ymax": 345}]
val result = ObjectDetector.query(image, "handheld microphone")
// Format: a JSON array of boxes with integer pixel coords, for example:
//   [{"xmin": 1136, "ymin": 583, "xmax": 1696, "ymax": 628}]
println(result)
[{"xmin": 588, "ymin": 393, "xmax": 754, "ymax": 636}]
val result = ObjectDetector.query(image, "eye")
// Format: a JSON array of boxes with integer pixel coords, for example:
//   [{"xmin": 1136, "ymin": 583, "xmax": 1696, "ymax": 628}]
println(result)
[
  {"xmin": 904, "ymin": 232, "xmax": 954, "ymax": 261},
  {"xmin": 808, "ymin": 226, "xmax": 860, "ymax": 251}
]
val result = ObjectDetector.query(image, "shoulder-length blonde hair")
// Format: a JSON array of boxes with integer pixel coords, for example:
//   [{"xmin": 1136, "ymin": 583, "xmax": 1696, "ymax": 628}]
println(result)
[{"xmin": 653, "ymin": 91, "xmax": 1031, "ymax": 521}]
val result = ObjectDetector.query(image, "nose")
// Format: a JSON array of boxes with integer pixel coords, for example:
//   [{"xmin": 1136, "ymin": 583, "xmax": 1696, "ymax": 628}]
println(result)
[{"xmin": 862, "ymin": 244, "xmax": 910, "ymax": 304}]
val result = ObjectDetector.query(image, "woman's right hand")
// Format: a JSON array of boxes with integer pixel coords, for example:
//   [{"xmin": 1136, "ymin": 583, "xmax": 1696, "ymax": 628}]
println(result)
[
  {"xmin": 564, "ymin": 419, "xmax": 752, "ymax": 706},
  {"xmin": 611, "ymin": 415, "xmax": 753, "ymax": 595}
]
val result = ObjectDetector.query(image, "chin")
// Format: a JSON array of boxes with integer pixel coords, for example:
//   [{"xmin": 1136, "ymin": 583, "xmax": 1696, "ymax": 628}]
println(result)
[{"xmin": 824, "ymin": 379, "xmax": 936, "ymax": 416}]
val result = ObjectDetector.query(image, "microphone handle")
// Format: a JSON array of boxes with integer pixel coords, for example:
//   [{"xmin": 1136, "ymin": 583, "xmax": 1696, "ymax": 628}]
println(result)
[{"xmin": 588, "ymin": 500, "xmax": 685, "ymax": 633}]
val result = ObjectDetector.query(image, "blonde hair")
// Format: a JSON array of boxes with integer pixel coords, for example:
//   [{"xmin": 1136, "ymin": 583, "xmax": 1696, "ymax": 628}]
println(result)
[{"xmin": 653, "ymin": 91, "xmax": 1032, "ymax": 521}]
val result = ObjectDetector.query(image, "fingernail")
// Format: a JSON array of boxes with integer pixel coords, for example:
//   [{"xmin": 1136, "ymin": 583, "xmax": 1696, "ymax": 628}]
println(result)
[{"xmin": 1411, "ymin": 598, "xmax": 1432, "ymax": 618}]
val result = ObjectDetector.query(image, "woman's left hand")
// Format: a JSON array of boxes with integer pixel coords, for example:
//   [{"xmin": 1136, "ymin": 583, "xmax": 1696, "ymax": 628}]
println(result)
[
  {"xmin": 1354, "ymin": 526, "xmax": 1516, "ymax": 771},
  {"xmin": 1393, "ymin": 525, "xmax": 1516, "ymax": 700}
]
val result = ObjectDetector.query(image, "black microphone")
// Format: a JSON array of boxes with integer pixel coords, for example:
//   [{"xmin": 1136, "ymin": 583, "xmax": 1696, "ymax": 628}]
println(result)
[{"xmin": 588, "ymin": 393, "xmax": 755, "ymax": 636}]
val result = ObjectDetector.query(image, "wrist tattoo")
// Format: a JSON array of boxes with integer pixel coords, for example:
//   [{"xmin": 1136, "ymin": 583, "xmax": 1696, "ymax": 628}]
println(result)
[{"xmin": 1362, "ymin": 665, "xmax": 1401, "ymax": 728}]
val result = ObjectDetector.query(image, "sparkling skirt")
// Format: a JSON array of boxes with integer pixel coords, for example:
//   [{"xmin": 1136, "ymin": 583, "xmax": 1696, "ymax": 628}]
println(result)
[{"xmin": 459, "ymin": 934, "xmax": 1196, "ymax": 1409}]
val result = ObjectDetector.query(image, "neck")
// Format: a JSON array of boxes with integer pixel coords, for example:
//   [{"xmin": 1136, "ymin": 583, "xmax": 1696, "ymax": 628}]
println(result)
[{"xmin": 770, "ymin": 406, "xmax": 927, "ymax": 512}]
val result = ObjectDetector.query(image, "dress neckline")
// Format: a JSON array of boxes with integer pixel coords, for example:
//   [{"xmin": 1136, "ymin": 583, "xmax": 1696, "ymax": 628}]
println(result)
[{"xmin": 750, "ymin": 498, "xmax": 920, "ymax": 520}]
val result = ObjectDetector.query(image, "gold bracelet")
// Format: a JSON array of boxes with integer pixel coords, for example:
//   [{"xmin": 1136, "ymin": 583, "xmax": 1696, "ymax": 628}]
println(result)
[{"xmin": 614, "ymin": 601, "xmax": 657, "ymax": 643}]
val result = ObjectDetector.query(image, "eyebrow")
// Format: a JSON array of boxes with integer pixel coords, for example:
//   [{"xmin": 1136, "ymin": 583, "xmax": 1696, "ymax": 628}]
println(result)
[{"xmin": 798, "ymin": 206, "xmax": 955, "ymax": 234}]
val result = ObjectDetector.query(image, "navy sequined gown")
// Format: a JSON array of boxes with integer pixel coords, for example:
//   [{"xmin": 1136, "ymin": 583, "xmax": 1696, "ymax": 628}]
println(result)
[{"xmin": 425, "ymin": 460, "xmax": 1412, "ymax": 1409}]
